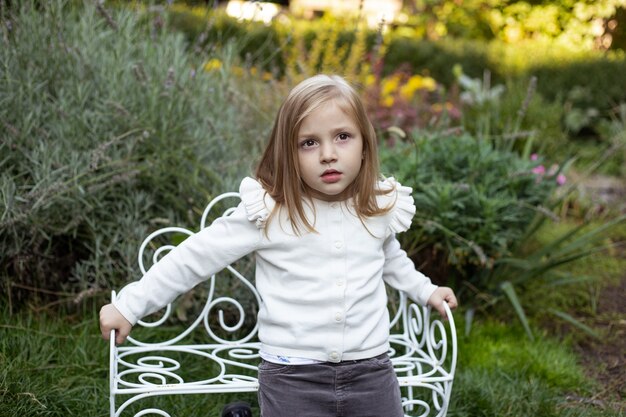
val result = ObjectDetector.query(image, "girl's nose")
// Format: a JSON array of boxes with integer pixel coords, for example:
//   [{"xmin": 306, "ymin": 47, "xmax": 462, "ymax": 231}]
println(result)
[{"xmin": 319, "ymin": 143, "xmax": 337, "ymax": 163}]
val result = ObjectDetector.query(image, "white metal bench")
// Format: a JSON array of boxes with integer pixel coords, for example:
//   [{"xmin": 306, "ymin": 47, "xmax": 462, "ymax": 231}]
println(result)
[{"xmin": 109, "ymin": 192, "xmax": 457, "ymax": 417}]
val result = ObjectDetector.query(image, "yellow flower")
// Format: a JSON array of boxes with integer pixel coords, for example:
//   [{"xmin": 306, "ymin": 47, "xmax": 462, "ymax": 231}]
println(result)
[
  {"xmin": 398, "ymin": 75, "xmax": 438, "ymax": 101},
  {"xmin": 364, "ymin": 74, "xmax": 376, "ymax": 87},
  {"xmin": 381, "ymin": 95, "xmax": 395, "ymax": 108},
  {"xmin": 381, "ymin": 74, "xmax": 401, "ymax": 97},
  {"xmin": 203, "ymin": 58, "xmax": 222, "ymax": 72},
  {"xmin": 231, "ymin": 66, "xmax": 244, "ymax": 77},
  {"xmin": 399, "ymin": 75, "xmax": 422, "ymax": 101},
  {"xmin": 421, "ymin": 76, "xmax": 437, "ymax": 91},
  {"xmin": 400, "ymin": 75, "xmax": 437, "ymax": 100}
]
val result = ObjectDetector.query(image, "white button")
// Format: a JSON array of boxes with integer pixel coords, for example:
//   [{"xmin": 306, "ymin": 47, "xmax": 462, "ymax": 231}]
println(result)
[
  {"xmin": 334, "ymin": 241, "xmax": 343, "ymax": 249},
  {"xmin": 336, "ymin": 280, "xmax": 344, "ymax": 286},
  {"xmin": 334, "ymin": 312, "xmax": 343, "ymax": 322},
  {"xmin": 329, "ymin": 351, "xmax": 339, "ymax": 360}
]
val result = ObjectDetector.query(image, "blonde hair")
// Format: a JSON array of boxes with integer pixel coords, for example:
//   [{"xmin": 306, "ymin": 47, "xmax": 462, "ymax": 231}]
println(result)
[{"xmin": 256, "ymin": 74, "xmax": 390, "ymax": 233}]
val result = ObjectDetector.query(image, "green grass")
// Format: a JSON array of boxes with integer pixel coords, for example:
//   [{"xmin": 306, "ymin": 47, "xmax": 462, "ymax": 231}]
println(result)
[
  {"xmin": 447, "ymin": 219, "xmax": 625, "ymax": 417},
  {"xmin": 450, "ymin": 319, "xmax": 622, "ymax": 417},
  {"xmin": 0, "ymin": 307, "xmax": 107, "ymax": 416},
  {"xmin": 0, "ymin": 304, "xmax": 260, "ymax": 416}
]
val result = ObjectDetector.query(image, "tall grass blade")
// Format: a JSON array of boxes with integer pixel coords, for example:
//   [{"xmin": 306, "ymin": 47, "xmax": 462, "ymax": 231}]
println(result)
[
  {"xmin": 547, "ymin": 308, "xmax": 600, "ymax": 339},
  {"xmin": 500, "ymin": 281, "xmax": 534, "ymax": 340}
]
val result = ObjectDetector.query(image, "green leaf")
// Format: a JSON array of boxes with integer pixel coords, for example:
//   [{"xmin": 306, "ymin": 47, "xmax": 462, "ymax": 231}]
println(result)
[
  {"xmin": 547, "ymin": 309, "xmax": 600, "ymax": 340},
  {"xmin": 500, "ymin": 281, "xmax": 534, "ymax": 340},
  {"xmin": 545, "ymin": 273, "xmax": 595, "ymax": 287}
]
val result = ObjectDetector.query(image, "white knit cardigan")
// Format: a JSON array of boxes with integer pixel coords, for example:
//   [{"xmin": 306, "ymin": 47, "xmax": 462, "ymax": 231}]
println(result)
[{"xmin": 115, "ymin": 177, "xmax": 438, "ymax": 363}]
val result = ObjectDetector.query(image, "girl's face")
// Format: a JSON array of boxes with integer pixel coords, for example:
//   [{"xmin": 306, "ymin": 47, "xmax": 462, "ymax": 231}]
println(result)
[{"xmin": 296, "ymin": 99, "xmax": 363, "ymax": 201}]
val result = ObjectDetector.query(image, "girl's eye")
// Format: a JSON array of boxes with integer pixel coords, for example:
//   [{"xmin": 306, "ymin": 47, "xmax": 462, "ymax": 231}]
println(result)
[
  {"xmin": 338, "ymin": 133, "xmax": 350, "ymax": 141},
  {"xmin": 300, "ymin": 139, "xmax": 317, "ymax": 148}
]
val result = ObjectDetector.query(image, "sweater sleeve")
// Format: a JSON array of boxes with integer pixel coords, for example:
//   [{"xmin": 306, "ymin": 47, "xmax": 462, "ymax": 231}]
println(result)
[
  {"xmin": 382, "ymin": 234, "xmax": 438, "ymax": 306},
  {"xmin": 380, "ymin": 177, "xmax": 437, "ymax": 306},
  {"xmin": 114, "ymin": 201, "xmax": 262, "ymax": 325}
]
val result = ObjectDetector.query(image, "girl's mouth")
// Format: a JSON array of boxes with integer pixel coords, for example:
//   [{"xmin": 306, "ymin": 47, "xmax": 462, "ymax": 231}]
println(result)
[{"xmin": 321, "ymin": 169, "xmax": 342, "ymax": 183}]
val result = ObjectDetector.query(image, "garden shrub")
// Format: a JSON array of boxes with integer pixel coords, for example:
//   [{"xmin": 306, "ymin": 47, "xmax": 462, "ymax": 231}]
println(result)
[
  {"xmin": 453, "ymin": 72, "xmax": 567, "ymax": 156},
  {"xmin": 0, "ymin": 1, "xmax": 271, "ymax": 307},
  {"xmin": 379, "ymin": 129, "xmax": 624, "ymax": 335},
  {"xmin": 166, "ymin": 7, "xmax": 381, "ymax": 78},
  {"xmin": 363, "ymin": 70, "xmax": 461, "ymax": 133},
  {"xmin": 531, "ymin": 56, "xmax": 626, "ymax": 130},
  {"xmin": 379, "ymin": 132, "xmax": 561, "ymax": 287},
  {"xmin": 384, "ymin": 36, "xmax": 626, "ymax": 115},
  {"xmin": 157, "ymin": 4, "xmax": 286, "ymax": 73},
  {"xmin": 167, "ymin": 4, "xmax": 224, "ymax": 42},
  {"xmin": 383, "ymin": 37, "xmax": 500, "ymax": 86}
]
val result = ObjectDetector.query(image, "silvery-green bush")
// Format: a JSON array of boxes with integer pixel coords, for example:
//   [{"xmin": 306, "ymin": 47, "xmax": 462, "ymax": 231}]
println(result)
[
  {"xmin": 0, "ymin": 1, "xmax": 271, "ymax": 307},
  {"xmin": 381, "ymin": 131, "xmax": 625, "ymax": 338},
  {"xmin": 381, "ymin": 132, "xmax": 559, "ymax": 282}
]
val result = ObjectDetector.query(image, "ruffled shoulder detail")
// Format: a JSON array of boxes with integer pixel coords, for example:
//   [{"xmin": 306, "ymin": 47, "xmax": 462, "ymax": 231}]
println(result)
[
  {"xmin": 378, "ymin": 177, "xmax": 416, "ymax": 234},
  {"xmin": 239, "ymin": 177, "xmax": 275, "ymax": 229}
]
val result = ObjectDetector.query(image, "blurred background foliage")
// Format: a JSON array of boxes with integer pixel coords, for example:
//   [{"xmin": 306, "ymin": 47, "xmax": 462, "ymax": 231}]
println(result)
[
  {"xmin": 162, "ymin": 0, "xmax": 626, "ymax": 140},
  {"xmin": 1, "ymin": 0, "xmax": 624, "ymax": 334}
]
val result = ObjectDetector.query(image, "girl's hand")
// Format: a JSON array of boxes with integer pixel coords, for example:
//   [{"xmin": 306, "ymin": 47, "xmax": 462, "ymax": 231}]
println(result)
[
  {"xmin": 99, "ymin": 303, "xmax": 132, "ymax": 345},
  {"xmin": 427, "ymin": 287, "xmax": 458, "ymax": 320}
]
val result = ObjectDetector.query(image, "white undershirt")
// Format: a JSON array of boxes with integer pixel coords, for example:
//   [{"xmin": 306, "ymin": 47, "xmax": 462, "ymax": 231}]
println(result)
[{"xmin": 260, "ymin": 351, "xmax": 323, "ymax": 365}]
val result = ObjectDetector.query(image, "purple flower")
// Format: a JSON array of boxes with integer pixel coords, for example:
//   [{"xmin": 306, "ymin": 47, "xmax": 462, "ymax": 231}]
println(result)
[
  {"xmin": 530, "ymin": 153, "xmax": 538, "ymax": 161},
  {"xmin": 556, "ymin": 174, "xmax": 567, "ymax": 185}
]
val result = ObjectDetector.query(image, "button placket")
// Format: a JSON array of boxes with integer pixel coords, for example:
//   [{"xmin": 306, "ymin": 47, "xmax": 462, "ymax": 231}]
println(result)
[{"xmin": 327, "ymin": 201, "xmax": 346, "ymax": 362}]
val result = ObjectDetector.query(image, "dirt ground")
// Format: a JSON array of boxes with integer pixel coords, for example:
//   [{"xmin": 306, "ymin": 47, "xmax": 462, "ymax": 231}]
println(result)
[
  {"xmin": 570, "ymin": 275, "xmax": 626, "ymax": 411},
  {"xmin": 561, "ymin": 176, "xmax": 626, "ymax": 412}
]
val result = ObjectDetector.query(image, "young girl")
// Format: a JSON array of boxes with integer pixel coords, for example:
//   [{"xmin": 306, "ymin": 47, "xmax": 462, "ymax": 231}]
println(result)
[{"xmin": 100, "ymin": 74, "xmax": 457, "ymax": 417}]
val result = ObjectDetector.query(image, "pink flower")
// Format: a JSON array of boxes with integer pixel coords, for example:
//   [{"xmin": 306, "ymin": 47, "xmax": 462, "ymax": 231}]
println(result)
[
  {"xmin": 530, "ymin": 153, "xmax": 538, "ymax": 161},
  {"xmin": 532, "ymin": 165, "xmax": 545, "ymax": 175},
  {"xmin": 556, "ymin": 174, "xmax": 567, "ymax": 185}
]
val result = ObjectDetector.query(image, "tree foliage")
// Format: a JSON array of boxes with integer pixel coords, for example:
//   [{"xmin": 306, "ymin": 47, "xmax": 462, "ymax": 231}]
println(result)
[{"xmin": 403, "ymin": 0, "xmax": 626, "ymax": 50}]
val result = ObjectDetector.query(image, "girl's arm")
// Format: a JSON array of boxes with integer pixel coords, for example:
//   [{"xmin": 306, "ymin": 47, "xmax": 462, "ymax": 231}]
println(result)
[
  {"xmin": 381, "ymin": 234, "xmax": 457, "ymax": 318},
  {"xmin": 99, "ymin": 202, "xmax": 262, "ymax": 344}
]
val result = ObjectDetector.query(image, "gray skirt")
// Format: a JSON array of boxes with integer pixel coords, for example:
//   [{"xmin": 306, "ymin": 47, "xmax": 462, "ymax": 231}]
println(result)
[{"xmin": 257, "ymin": 353, "xmax": 404, "ymax": 417}]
